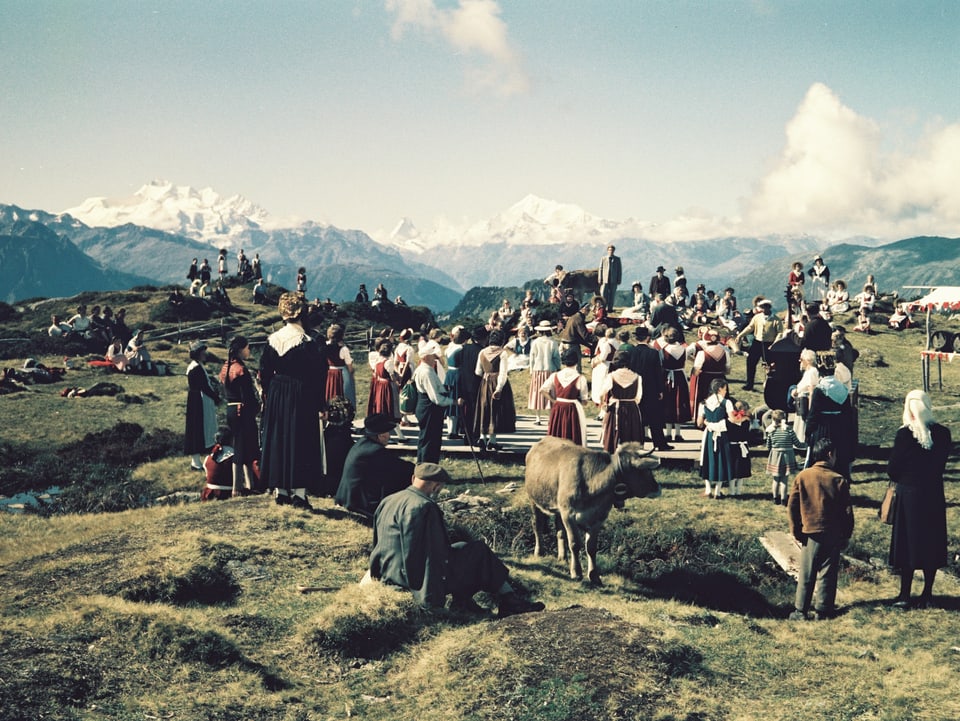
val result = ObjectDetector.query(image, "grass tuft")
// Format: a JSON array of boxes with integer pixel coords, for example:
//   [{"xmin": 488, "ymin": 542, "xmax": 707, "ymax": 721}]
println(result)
[{"xmin": 303, "ymin": 581, "xmax": 428, "ymax": 659}]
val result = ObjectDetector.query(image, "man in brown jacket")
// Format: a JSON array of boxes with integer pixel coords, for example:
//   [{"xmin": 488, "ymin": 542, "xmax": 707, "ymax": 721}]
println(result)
[{"xmin": 787, "ymin": 438, "xmax": 854, "ymax": 620}]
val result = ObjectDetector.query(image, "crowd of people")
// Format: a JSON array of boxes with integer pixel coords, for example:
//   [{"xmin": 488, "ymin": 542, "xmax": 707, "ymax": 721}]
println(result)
[{"xmin": 91, "ymin": 244, "xmax": 942, "ymax": 620}]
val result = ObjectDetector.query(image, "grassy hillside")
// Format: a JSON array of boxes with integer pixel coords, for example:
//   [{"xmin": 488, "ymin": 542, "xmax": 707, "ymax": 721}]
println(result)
[{"xmin": 2, "ymin": 289, "xmax": 960, "ymax": 720}]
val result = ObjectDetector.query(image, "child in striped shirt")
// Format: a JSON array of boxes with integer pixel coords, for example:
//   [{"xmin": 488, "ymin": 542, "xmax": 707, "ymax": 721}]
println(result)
[{"xmin": 765, "ymin": 409, "xmax": 805, "ymax": 506}]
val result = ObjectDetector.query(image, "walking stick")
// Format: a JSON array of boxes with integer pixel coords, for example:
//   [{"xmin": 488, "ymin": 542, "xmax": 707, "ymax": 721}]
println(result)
[{"xmin": 459, "ymin": 410, "xmax": 485, "ymax": 483}]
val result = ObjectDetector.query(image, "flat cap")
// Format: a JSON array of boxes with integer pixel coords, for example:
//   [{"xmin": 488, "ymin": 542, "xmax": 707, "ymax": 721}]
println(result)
[{"xmin": 415, "ymin": 462, "xmax": 450, "ymax": 485}]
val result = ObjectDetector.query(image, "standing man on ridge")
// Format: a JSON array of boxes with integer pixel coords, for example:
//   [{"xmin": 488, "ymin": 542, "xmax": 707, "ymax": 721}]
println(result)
[{"xmin": 598, "ymin": 244, "xmax": 623, "ymax": 312}]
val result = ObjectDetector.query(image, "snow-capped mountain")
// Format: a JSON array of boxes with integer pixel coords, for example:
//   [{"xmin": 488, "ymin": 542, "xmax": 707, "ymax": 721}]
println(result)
[
  {"xmin": 64, "ymin": 180, "xmax": 269, "ymax": 246},
  {"xmin": 388, "ymin": 194, "xmax": 632, "ymax": 252}
]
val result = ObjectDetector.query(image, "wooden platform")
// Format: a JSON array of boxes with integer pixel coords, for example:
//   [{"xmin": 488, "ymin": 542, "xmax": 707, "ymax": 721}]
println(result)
[{"xmin": 376, "ymin": 414, "xmax": 709, "ymax": 463}]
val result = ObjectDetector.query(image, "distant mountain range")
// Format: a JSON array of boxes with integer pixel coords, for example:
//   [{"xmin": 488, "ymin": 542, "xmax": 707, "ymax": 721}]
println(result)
[{"xmin": 2, "ymin": 182, "xmax": 958, "ymax": 314}]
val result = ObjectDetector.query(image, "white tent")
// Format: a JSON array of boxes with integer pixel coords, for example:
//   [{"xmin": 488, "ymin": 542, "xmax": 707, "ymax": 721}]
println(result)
[{"xmin": 913, "ymin": 286, "xmax": 960, "ymax": 312}]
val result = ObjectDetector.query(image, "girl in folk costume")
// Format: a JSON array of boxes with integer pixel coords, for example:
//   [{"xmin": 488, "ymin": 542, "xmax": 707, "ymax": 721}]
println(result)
[
  {"xmin": 590, "ymin": 325, "xmax": 617, "ymax": 420},
  {"xmin": 296, "ymin": 266, "xmax": 307, "ymax": 293},
  {"xmin": 697, "ymin": 378, "xmax": 737, "ymax": 499},
  {"xmin": 726, "ymin": 398, "xmax": 753, "ymax": 497},
  {"xmin": 443, "ymin": 326, "xmax": 468, "ymax": 439},
  {"xmin": 394, "ymin": 328, "xmax": 415, "ymax": 426},
  {"xmin": 184, "ymin": 340, "xmax": 220, "ymax": 471},
  {"xmin": 259, "ymin": 293, "xmax": 328, "ymax": 509},
  {"xmin": 367, "ymin": 341, "xmax": 406, "ymax": 442},
  {"xmin": 688, "ymin": 327, "xmax": 730, "ymax": 419},
  {"xmin": 765, "ymin": 409, "xmax": 805, "ymax": 506},
  {"xmin": 201, "ymin": 427, "xmax": 236, "ymax": 501},
  {"xmin": 587, "ymin": 295, "xmax": 607, "ymax": 330},
  {"xmin": 473, "ymin": 329, "xmax": 516, "ymax": 451},
  {"xmin": 219, "ymin": 335, "xmax": 262, "ymax": 495},
  {"xmin": 599, "ymin": 351, "xmax": 643, "ymax": 453},
  {"xmin": 325, "ymin": 323, "xmax": 356, "ymax": 408},
  {"xmin": 541, "ymin": 346, "xmax": 590, "ymax": 447},
  {"xmin": 527, "ymin": 320, "xmax": 561, "ymax": 426},
  {"xmin": 654, "ymin": 326, "xmax": 692, "ymax": 441}
]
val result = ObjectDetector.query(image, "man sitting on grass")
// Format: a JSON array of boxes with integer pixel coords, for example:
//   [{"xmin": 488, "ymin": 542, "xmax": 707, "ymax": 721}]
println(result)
[{"xmin": 368, "ymin": 462, "xmax": 545, "ymax": 618}]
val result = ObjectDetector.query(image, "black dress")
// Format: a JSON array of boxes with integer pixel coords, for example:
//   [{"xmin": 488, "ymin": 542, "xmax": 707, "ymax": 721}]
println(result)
[
  {"xmin": 888, "ymin": 423, "xmax": 951, "ymax": 570},
  {"xmin": 804, "ymin": 380, "xmax": 855, "ymax": 475},
  {"xmin": 259, "ymin": 324, "xmax": 327, "ymax": 493},
  {"xmin": 184, "ymin": 361, "xmax": 219, "ymax": 455},
  {"xmin": 220, "ymin": 359, "xmax": 262, "ymax": 487}
]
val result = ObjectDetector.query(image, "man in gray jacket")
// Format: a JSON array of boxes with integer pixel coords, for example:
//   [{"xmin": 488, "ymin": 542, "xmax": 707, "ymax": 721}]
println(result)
[{"xmin": 369, "ymin": 463, "xmax": 545, "ymax": 617}]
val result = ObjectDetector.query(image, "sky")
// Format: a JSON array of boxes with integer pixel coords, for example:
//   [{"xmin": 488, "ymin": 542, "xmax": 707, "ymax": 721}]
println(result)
[{"xmin": 2, "ymin": 0, "xmax": 960, "ymax": 242}]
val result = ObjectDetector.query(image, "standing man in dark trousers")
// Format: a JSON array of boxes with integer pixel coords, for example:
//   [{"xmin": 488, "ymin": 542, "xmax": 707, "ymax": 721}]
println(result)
[
  {"xmin": 734, "ymin": 298, "xmax": 783, "ymax": 391},
  {"xmin": 628, "ymin": 325, "xmax": 673, "ymax": 451},
  {"xmin": 598, "ymin": 244, "xmax": 623, "ymax": 312},
  {"xmin": 412, "ymin": 349, "xmax": 459, "ymax": 463},
  {"xmin": 787, "ymin": 439, "xmax": 854, "ymax": 620}
]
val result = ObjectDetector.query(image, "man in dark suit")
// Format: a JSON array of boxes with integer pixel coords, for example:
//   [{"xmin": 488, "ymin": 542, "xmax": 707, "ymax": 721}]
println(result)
[
  {"xmin": 598, "ymin": 244, "xmax": 623, "ymax": 311},
  {"xmin": 627, "ymin": 325, "xmax": 673, "ymax": 451},
  {"xmin": 335, "ymin": 414, "xmax": 415, "ymax": 517},
  {"xmin": 801, "ymin": 303, "xmax": 833, "ymax": 352},
  {"xmin": 648, "ymin": 265, "xmax": 671, "ymax": 300},
  {"xmin": 649, "ymin": 294, "xmax": 685, "ymax": 340}
]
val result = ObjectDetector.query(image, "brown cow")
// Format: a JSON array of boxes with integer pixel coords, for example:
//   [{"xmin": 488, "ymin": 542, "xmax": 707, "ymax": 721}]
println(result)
[
  {"xmin": 524, "ymin": 437, "xmax": 660, "ymax": 585},
  {"xmin": 558, "ymin": 269, "xmax": 600, "ymax": 301}
]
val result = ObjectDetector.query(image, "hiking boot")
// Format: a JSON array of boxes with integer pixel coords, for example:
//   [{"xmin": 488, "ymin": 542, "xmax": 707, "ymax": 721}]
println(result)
[
  {"xmin": 497, "ymin": 593, "xmax": 545, "ymax": 619},
  {"xmin": 788, "ymin": 609, "xmax": 808, "ymax": 621}
]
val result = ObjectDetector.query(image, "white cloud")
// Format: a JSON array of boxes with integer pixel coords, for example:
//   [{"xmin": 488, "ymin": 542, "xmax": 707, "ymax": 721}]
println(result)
[
  {"xmin": 742, "ymin": 82, "xmax": 960, "ymax": 239},
  {"xmin": 385, "ymin": 0, "xmax": 529, "ymax": 97}
]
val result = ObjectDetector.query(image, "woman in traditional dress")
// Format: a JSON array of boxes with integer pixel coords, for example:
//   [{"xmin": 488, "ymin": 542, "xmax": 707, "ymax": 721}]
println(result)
[
  {"xmin": 827, "ymin": 279, "xmax": 850, "ymax": 314},
  {"xmin": 654, "ymin": 326, "xmax": 692, "ymax": 442},
  {"xmin": 697, "ymin": 378, "xmax": 736, "ymax": 499},
  {"xmin": 888, "ymin": 390, "xmax": 952, "ymax": 608},
  {"xmin": 528, "ymin": 320, "xmax": 561, "ymax": 425},
  {"xmin": 599, "ymin": 350, "xmax": 642, "ymax": 453},
  {"xmin": 443, "ymin": 325, "xmax": 467, "ymax": 439},
  {"xmin": 184, "ymin": 340, "xmax": 219, "ymax": 471},
  {"xmin": 259, "ymin": 292, "xmax": 327, "ymax": 509},
  {"xmin": 325, "ymin": 323, "xmax": 356, "ymax": 408},
  {"xmin": 540, "ymin": 346, "xmax": 589, "ymax": 447},
  {"xmin": 807, "ymin": 255, "xmax": 830, "ymax": 300},
  {"xmin": 367, "ymin": 340, "xmax": 404, "ymax": 440},
  {"xmin": 590, "ymin": 325, "xmax": 617, "ymax": 419},
  {"xmin": 106, "ymin": 337, "xmax": 129, "ymax": 372},
  {"xmin": 394, "ymin": 328, "xmax": 415, "ymax": 427},
  {"xmin": 788, "ymin": 261, "xmax": 805, "ymax": 292},
  {"xmin": 220, "ymin": 335, "xmax": 262, "ymax": 495},
  {"xmin": 688, "ymin": 327, "xmax": 730, "ymax": 419},
  {"xmin": 473, "ymin": 329, "xmax": 516, "ymax": 451},
  {"xmin": 803, "ymin": 368, "xmax": 855, "ymax": 476}
]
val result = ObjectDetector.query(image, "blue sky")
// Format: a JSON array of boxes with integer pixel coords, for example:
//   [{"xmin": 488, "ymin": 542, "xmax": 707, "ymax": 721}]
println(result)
[{"xmin": 2, "ymin": 0, "xmax": 959, "ymax": 240}]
